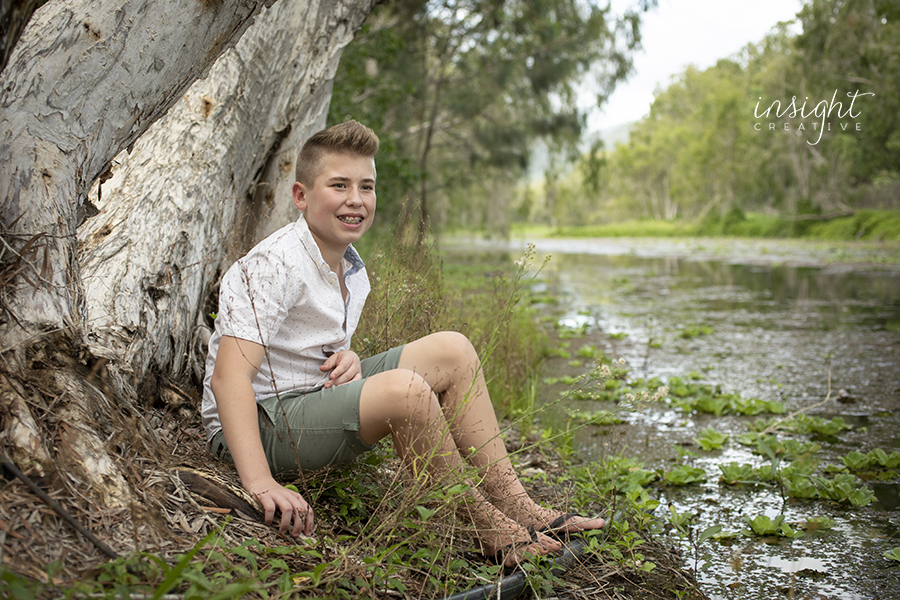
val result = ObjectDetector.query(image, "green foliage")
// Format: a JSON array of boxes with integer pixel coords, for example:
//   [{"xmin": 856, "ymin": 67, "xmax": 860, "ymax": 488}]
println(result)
[
  {"xmin": 737, "ymin": 432, "xmax": 822, "ymax": 458},
  {"xmin": 545, "ymin": 0, "xmax": 900, "ymax": 231},
  {"xmin": 718, "ymin": 462, "xmax": 756, "ymax": 485},
  {"xmin": 694, "ymin": 428, "xmax": 729, "ymax": 451},
  {"xmin": 329, "ymin": 0, "xmax": 653, "ymax": 235},
  {"xmin": 678, "ymin": 325, "xmax": 713, "ymax": 339},
  {"xmin": 355, "ymin": 233, "xmax": 548, "ymax": 417},
  {"xmin": 0, "ymin": 567, "xmax": 38, "ymax": 600},
  {"xmin": 743, "ymin": 514, "xmax": 780, "ymax": 536},
  {"xmin": 813, "ymin": 474, "xmax": 877, "ymax": 506},
  {"xmin": 869, "ymin": 448, "xmax": 900, "ymax": 469},
  {"xmin": 751, "ymin": 414, "xmax": 852, "ymax": 438},
  {"xmin": 883, "ymin": 547, "xmax": 900, "ymax": 563},
  {"xmin": 842, "ymin": 450, "xmax": 872, "ymax": 471},
  {"xmin": 554, "ymin": 219, "xmax": 697, "ymax": 238},
  {"xmin": 802, "ymin": 516, "xmax": 835, "ymax": 533},
  {"xmin": 782, "ymin": 473, "xmax": 819, "ymax": 499},
  {"xmin": 664, "ymin": 464, "xmax": 707, "ymax": 486},
  {"xmin": 667, "ymin": 376, "xmax": 784, "ymax": 417},
  {"xmin": 741, "ymin": 515, "xmax": 802, "ymax": 538},
  {"xmin": 565, "ymin": 408, "xmax": 622, "ymax": 426}
]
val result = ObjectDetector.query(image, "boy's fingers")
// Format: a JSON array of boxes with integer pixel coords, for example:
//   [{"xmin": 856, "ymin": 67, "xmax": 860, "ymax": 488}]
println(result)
[{"xmin": 256, "ymin": 493, "xmax": 276, "ymax": 525}]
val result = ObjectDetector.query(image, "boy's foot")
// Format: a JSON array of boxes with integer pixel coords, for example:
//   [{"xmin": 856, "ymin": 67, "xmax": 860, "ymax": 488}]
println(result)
[
  {"xmin": 481, "ymin": 525, "xmax": 561, "ymax": 571},
  {"xmin": 537, "ymin": 512, "xmax": 605, "ymax": 540}
]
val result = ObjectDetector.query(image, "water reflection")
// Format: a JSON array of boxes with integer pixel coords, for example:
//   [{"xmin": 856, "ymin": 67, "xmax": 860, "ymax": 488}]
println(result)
[{"xmin": 550, "ymin": 253, "xmax": 900, "ymax": 331}]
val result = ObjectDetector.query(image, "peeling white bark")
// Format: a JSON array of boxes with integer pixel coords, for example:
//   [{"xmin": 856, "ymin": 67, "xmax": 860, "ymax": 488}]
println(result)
[
  {"xmin": 0, "ymin": 374, "xmax": 53, "ymax": 474},
  {"xmin": 0, "ymin": 0, "xmax": 275, "ymax": 356},
  {"xmin": 77, "ymin": 0, "xmax": 373, "ymax": 396}
]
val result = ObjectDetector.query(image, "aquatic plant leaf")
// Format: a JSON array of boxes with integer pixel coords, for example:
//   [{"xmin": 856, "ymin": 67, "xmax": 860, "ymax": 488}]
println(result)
[
  {"xmin": 745, "ymin": 514, "xmax": 784, "ymax": 536},
  {"xmin": 736, "ymin": 432, "xmax": 760, "ymax": 446},
  {"xmin": 664, "ymin": 464, "xmax": 707, "ymax": 485},
  {"xmin": 779, "ymin": 523, "xmax": 804, "ymax": 539},
  {"xmin": 695, "ymin": 396, "xmax": 729, "ymax": 415},
  {"xmin": 842, "ymin": 450, "xmax": 872, "ymax": 471},
  {"xmin": 883, "ymin": 547, "xmax": 900, "ymax": 562},
  {"xmin": 783, "ymin": 474, "xmax": 818, "ymax": 499},
  {"xmin": 803, "ymin": 516, "xmax": 836, "ymax": 533},
  {"xmin": 869, "ymin": 449, "xmax": 900, "ymax": 469},
  {"xmin": 719, "ymin": 462, "xmax": 755, "ymax": 484},
  {"xmin": 694, "ymin": 427, "xmax": 729, "ymax": 450},
  {"xmin": 848, "ymin": 488, "xmax": 876, "ymax": 507},
  {"xmin": 764, "ymin": 400, "xmax": 786, "ymax": 414},
  {"xmin": 869, "ymin": 448, "xmax": 889, "ymax": 466}
]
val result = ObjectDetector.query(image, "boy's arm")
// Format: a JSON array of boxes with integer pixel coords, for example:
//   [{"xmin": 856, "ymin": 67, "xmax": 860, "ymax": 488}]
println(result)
[{"xmin": 210, "ymin": 335, "xmax": 314, "ymax": 536}]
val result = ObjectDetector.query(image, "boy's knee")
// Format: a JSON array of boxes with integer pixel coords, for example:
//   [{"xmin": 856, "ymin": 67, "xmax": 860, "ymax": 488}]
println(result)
[
  {"xmin": 380, "ymin": 369, "xmax": 433, "ymax": 403},
  {"xmin": 435, "ymin": 331, "xmax": 476, "ymax": 361}
]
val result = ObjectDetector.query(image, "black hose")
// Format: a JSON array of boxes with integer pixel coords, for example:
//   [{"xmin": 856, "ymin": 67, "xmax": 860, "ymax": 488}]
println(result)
[{"xmin": 440, "ymin": 538, "xmax": 589, "ymax": 600}]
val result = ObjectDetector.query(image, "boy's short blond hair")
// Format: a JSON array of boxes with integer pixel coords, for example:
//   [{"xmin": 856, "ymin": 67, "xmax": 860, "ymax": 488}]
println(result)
[{"xmin": 295, "ymin": 120, "xmax": 380, "ymax": 187}]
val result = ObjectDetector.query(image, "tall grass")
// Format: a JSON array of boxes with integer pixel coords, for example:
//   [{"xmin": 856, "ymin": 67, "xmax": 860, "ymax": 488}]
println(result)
[{"xmin": 354, "ymin": 231, "xmax": 549, "ymax": 418}]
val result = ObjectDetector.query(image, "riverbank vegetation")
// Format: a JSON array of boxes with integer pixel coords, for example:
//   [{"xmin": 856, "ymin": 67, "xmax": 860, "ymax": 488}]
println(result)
[{"xmin": 545, "ymin": 208, "xmax": 900, "ymax": 242}]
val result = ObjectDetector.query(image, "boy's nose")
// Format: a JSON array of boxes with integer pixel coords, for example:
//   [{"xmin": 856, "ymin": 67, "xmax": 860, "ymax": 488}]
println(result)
[{"xmin": 346, "ymin": 187, "xmax": 363, "ymax": 205}]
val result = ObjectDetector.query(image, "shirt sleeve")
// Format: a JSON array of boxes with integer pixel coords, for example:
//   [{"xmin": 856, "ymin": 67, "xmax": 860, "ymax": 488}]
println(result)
[{"xmin": 216, "ymin": 249, "xmax": 301, "ymax": 347}]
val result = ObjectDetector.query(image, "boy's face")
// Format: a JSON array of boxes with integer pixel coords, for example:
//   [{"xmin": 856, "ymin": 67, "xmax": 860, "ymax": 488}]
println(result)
[{"xmin": 292, "ymin": 152, "xmax": 376, "ymax": 260}]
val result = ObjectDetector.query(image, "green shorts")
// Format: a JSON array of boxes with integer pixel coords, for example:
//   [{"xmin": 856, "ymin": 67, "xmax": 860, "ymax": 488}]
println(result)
[{"xmin": 210, "ymin": 345, "xmax": 404, "ymax": 475}]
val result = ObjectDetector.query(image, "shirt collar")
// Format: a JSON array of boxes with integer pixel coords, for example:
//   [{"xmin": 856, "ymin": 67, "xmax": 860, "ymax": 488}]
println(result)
[{"xmin": 295, "ymin": 212, "xmax": 365, "ymax": 277}]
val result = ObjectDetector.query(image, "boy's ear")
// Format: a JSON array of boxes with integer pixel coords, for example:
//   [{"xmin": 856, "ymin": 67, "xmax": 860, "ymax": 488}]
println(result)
[{"xmin": 292, "ymin": 181, "xmax": 307, "ymax": 211}]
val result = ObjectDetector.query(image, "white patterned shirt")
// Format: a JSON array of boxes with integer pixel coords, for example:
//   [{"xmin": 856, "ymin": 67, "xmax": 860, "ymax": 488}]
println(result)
[{"xmin": 201, "ymin": 213, "xmax": 370, "ymax": 440}]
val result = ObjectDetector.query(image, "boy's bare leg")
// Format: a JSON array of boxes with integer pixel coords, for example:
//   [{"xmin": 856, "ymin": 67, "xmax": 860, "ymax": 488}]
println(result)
[
  {"xmin": 357, "ymin": 367, "xmax": 561, "ymax": 568},
  {"xmin": 397, "ymin": 332, "xmax": 604, "ymax": 535}
]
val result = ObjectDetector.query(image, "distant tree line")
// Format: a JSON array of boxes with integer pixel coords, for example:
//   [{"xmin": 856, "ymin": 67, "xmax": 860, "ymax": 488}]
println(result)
[{"xmin": 536, "ymin": 0, "xmax": 900, "ymax": 228}]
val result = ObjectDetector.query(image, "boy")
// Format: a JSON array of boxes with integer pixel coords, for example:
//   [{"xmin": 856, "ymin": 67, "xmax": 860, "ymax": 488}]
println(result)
[{"xmin": 202, "ymin": 120, "xmax": 603, "ymax": 569}]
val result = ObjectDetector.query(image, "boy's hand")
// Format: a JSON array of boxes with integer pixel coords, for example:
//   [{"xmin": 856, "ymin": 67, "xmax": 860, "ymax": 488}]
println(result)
[
  {"xmin": 247, "ymin": 477, "xmax": 315, "ymax": 536},
  {"xmin": 321, "ymin": 350, "xmax": 362, "ymax": 387}
]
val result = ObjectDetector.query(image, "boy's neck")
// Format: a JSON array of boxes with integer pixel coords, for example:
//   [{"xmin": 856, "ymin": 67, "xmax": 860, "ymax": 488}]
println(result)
[{"xmin": 309, "ymin": 229, "xmax": 348, "ymax": 273}]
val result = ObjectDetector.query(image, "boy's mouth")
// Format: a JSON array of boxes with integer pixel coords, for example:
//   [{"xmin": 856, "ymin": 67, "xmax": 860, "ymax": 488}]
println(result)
[{"xmin": 337, "ymin": 215, "xmax": 363, "ymax": 225}]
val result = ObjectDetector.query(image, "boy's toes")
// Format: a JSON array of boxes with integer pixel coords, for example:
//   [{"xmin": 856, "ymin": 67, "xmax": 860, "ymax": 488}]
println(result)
[
  {"xmin": 541, "ymin": 512, "xmax": 606, "ymax": 540},
  {"xmin": 485, "ymin": 527, "xmax": 559, "ymax": 571},
  {"xmin": 535, "ymin": 530, "xmax": 563, "ymax": 552}
]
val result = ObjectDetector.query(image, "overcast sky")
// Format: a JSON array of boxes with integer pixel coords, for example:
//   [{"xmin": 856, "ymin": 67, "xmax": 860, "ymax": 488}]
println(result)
[{"xmin": 588, "ymin": 0, "xmax": 805, "ymax": 132}]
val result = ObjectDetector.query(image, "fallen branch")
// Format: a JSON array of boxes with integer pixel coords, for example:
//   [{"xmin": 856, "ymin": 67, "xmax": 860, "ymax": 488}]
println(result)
[{"xmin": 0, "ymin": 453, "xmax": 119, "ymax": 560}]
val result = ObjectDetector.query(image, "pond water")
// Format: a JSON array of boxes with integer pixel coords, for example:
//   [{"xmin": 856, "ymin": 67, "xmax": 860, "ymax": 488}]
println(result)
[{"xmin": 444, "ymin": 237, "xmax": 900, "ymax": 600}]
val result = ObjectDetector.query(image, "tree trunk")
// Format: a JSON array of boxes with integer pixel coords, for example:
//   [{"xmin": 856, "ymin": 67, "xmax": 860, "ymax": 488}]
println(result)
[
  {"xmin": 78, "ymin": 0, "xmax": 373, "ymax": 401},
  {"xmin": 0, "ymin": 0, "xmax": 374, "ymax": 570}
]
